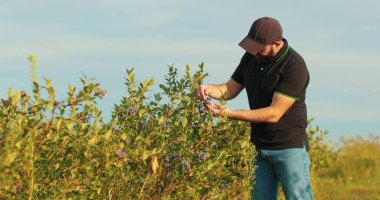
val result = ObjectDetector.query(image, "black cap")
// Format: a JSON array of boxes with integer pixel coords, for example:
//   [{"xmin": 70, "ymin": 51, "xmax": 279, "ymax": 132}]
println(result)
[{"xmin": 239, "ymin": 17, "xmax": 283, "ymax": 54}]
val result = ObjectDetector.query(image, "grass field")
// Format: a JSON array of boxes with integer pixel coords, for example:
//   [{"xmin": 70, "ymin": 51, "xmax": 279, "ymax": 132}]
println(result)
[{"xmin": 312, "ymin": 135, "xmax": 380, "ymax": 200}]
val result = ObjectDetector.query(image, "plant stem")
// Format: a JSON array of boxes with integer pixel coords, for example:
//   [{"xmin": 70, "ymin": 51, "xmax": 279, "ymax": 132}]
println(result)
[
  {"xmin": 139, "ymin": 173, "xmax": 150, "ymax": 199},
  {"xmin": 29, "ymin": 137, "xmax": 34, "ymax": 200}
]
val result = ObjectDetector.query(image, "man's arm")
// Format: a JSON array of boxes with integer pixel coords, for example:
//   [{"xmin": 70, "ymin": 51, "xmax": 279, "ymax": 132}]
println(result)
[
  {"xmin": 208, "ymin": 92, "xmax": 296, "ymax": 123},
  {"xmin": 197, "ymin": 79, "xmax": 244, "ymax": 101}
]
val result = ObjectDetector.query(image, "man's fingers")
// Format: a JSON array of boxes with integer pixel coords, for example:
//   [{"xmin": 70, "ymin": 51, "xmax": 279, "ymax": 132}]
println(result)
[
  {"xmin": 202, "ymin": 87, "xmax": 209, "ymax": 100},
  {"xmin": 204, "ymin": 87, "xmax": 210, "ymax": 96},
  {"xmin": 197, "ymin": 86, "xmax": 205, "ymax": 100},
  {"xmin": 205, "ymin": 102, "xmax": 218, "ymax": 110},
  {"xmin": 196, "ymin": 91, "xmax": 202, "ymax": 100},
  {"xmin": 205, "ymin": 104, "xmax": 220, "ymax": 117},
  {"xmin": 200, "ymin": 92, "xmax": 206, "ymax": 101}
]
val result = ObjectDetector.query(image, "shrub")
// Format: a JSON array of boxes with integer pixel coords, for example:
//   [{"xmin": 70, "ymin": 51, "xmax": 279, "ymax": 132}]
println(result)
[{"xmin": 0, "ymin": 59, "xmax": 255, "ymax": 199}]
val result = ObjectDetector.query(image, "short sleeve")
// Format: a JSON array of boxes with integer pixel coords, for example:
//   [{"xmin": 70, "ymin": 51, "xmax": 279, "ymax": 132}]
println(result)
[
  {"xmin": 275, "ymin": 61, "xmax": 309, "ymax": 101},
  {"xmin": 231, "ymin": 52, "xmax": 250, "ymax": 85}
]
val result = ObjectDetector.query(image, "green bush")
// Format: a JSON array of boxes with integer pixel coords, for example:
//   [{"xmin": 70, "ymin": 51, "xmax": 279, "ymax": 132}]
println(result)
[
  {"xmin": 0, "ymin": 59, "xmax": 255, "ymax": 199},
  {"xmin": 6, "ymin": 56, "xmax": 378, "ymax": 200}
]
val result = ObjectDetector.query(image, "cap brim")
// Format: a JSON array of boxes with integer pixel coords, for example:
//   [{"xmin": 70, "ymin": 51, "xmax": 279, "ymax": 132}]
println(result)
[{"xmin": 239, "ymin": 37, "xmax": 265, "ymax": 55}]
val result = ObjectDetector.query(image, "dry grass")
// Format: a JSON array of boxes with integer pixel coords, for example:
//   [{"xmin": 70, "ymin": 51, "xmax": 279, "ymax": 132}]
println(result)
[{"xmin": 313, "ymin": 135, "xmax": 380, "ymax": 200}]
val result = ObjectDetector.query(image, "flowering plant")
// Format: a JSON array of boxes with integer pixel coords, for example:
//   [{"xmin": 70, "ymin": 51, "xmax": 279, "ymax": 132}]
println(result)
[{"xmin": 0, "ymin": 59, "xmax": 255, "ymax": 199}]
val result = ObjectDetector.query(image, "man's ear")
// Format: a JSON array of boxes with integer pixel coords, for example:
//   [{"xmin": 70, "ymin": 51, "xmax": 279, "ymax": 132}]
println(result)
[{"xmin": 274, "ymin": 40, "xmax": 283, "ymax": 47}]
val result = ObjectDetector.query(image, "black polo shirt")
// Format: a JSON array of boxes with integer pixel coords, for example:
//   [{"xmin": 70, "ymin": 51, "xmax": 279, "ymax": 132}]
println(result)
[{"xmin": 231, "ymin": 39, "xmax": 310, "ymax": 150}]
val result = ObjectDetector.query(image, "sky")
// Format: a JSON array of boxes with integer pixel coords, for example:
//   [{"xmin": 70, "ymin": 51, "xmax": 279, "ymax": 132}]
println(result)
[{"xmin": 1, "ymin": 0, "xmax": 379, "ymax": 143}]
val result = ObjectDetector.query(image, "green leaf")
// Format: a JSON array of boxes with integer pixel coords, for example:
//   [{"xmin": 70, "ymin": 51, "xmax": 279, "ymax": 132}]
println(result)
[
  {"xmin": 48, "ymin": 87, "xmax": 55, "ymax": 98},
  {"xmin": 15, "ymin": 141, "xmax": 22, "ymax": 149},
  {"xmin": 241, "ymin": 140, "xmax": 249, "ymax": 149},
  {"xmin": 8, "ymin": 88, "xmax": 13, "ymax": 98},
  {"xmin": 181, "ymin": 117, "xmax": 188, "ymax": 128},
  {"xmin": 142, "ymin": 80, "xmax": 149, "ymax": 88},
  {"xmin": 46, "ymin": 79, "xmax": 52, "ymax": 88},
  {"xmin": 142, "ymin": 150, "xmax": 150, "ymax": 160},
  {"xmin": 138, "ymin": 108, "xmax": 146, "ymax": 118},
  {"xmin": 4, "ymin": 151, "xmax": 18, "ymax": 167},
  {"xmin": 88, "ymin": 137, "xmax": 98, "ymax": 146},
  {"xmin": 158, "ymin": 116, "xmax": 164, "ymax": 125},
  {"xmin": 105, "ymin": 129, "xmax": 112, "ymax": 140},
  {"xmin": 14, "ymin": 91, "xmax": 21, "ymax": 103},
  {"xmin": 66, "ymin": 121, "xmax": 73, "ymax": 130},
  {"xmin": 56, "ymin": 119, "xmax": 62, "ymax": 131},
  {"xmin": 81, "ymin": 123, "xmax": 87, "ymax": 130},
  {"xmin": 128, "ymin": 69, "xmax": 135, "ymax": 81},
  {"xmin": 148, "ymin": 79, "xmax": 155, "ymax": 87},
  {"xmin": 68, "ymin": 85, "xmax": 75, "ymax": 96}
]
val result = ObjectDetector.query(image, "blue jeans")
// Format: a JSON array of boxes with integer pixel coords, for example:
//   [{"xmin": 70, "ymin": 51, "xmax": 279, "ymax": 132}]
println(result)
[{"xmin": 252, "ymin": 146, "xmax": 313, "ymax": 200}]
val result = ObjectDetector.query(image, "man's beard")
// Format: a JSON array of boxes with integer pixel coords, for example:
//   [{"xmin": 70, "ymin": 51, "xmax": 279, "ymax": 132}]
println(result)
[{"xmin": 255, "ymin": 48, "xmax": 276, "ymax": 61}]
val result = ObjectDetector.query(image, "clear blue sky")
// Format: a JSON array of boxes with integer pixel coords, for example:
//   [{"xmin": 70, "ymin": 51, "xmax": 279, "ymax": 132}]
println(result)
[{"xmin": 1, "ymin": 0, "xmax": 379, "ymax": 142}]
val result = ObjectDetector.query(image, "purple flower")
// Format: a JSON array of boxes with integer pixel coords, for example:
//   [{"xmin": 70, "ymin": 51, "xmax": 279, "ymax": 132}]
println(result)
[
  {"xmin": 163, "ymin": 155, "xmax": 171, "ymax": 168},
  {"xmin": 80, "ymin": 114, "xmax": 91, "ymax": 123},
  {"xmin": 204, "ymin": 97, "xmax": 212, "ymax": 105},
  {"xmin": 197, "ymin": 104, "xmax": 207, "ymax": 114},
  {"xmin": 181, "ymin": 158, "xmax": 191, "ymax": 170},
  {"xmin": 138, "ymin": 121, "xmax": 148, "ymax": 130},
  {"xmin": 133, "ymin": 141, "xmax": 141, "ymax": 148},
  {"xmin": 161, "ymin": 121, "xmax": 170, "ymax": 129},
  {"xmin": 171, "ymin": 151, "xmax": 179, "ymax": 159},
  {"xmin": 117, "ymin": 106, "xmax": 137, "ymax": 119},
  {"xmin": 198, "ymin": 150, "xmax": 207, "ymax": 162},
  {"xmin": 163, "ymin": 151, "xmax": 179, "ymax": 169},
  {"xmin": 220, "ymin": 183, "xmax": 230, "ymax": 189},
  {"xmin": 115, "ymin": 149, "xmax": 127, "ymax": 158},
  {"xmin": 126, "ymin": 108, "xmax": 137, "ymax": 116}
]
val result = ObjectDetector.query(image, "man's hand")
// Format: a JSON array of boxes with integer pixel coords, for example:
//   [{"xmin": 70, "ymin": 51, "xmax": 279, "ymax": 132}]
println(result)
[
  {"xmin": 196, "ymin": 80, "xmax": 243, "ymax": 101},
  {"xmin": 197, "ymin": 84, "xmax": 211, "ymax": 101},
  {"xmin": 204, "ymin": 101, "xmax": 230, "ymax": 117}
]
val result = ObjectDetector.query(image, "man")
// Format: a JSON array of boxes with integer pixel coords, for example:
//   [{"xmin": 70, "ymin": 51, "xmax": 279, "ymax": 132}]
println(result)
[{"xmin": 197, "ymin": 17, "xmax": 313, "ymax": 200}]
